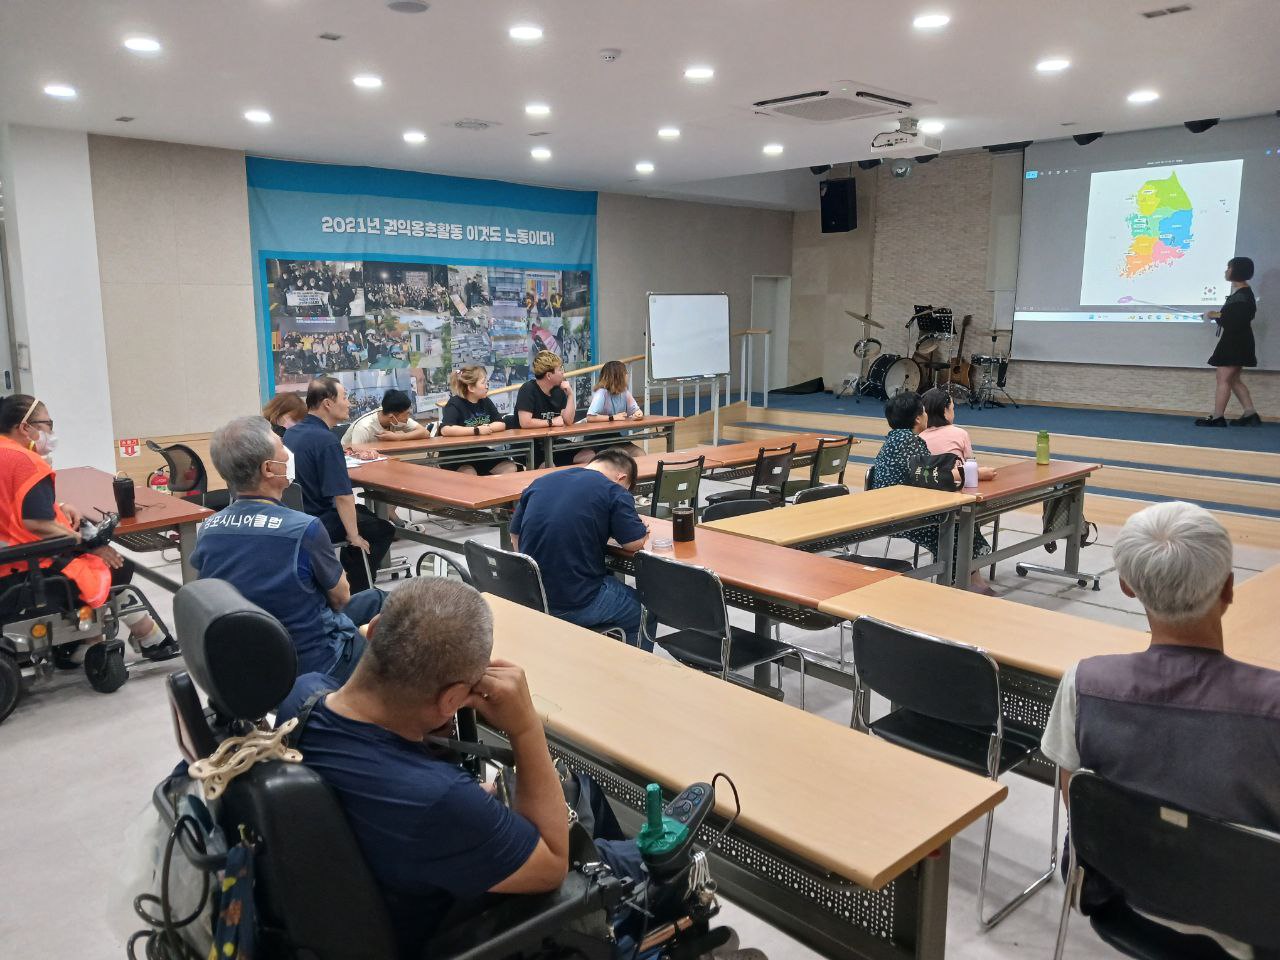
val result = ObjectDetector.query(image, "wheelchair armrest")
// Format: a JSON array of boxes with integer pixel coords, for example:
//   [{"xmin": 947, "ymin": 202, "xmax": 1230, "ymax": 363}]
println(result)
[
  {"xmin": 0, "ymin": 535, "xmax": 79, "ymax": 568},
  {"xmin": 427, "ymin": 869, "xmax": 627, "ymax": 960}
]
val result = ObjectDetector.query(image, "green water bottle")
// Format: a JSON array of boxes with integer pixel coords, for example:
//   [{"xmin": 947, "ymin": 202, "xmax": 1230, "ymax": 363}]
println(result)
[{"xmin": 1036, "ymin": 430, "xmax": 1051, "ymax": 466}]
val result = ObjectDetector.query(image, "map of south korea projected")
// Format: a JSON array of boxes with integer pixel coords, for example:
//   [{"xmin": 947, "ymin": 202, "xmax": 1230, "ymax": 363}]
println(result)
[{"xmin": 1078, "ymin": 158, "xmax": 1243, "ymax": 308}]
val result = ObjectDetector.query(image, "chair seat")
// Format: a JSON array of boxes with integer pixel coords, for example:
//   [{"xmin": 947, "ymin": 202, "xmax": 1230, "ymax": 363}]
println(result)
[
  {"xmin": 704, "ymin": 489, "xmax": 781, "ymax": 507},
  {"xmin": 1089, "ymin": 901, "xmax": 1244, "ymax": 960},
  {"xmin": 839, "ymin": 554, "xmax": 914, "ymax": 574},
  {"xmin": 659, "ymin": 624, "xmax": 793, "ymax": 673},
  {"xmin": 868, "ymin": 709, "xmax": 1041, "ymax": 777}
]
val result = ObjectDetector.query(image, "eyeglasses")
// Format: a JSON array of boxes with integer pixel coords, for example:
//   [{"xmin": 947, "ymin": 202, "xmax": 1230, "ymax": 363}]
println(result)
[{"xmin": 27, "ymin": 419, "xmax": 53, "ymax": 430}]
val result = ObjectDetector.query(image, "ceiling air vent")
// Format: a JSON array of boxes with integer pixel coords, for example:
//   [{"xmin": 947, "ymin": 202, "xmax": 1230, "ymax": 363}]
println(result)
[
  {"xmin": 752, "ymin": 83, "xmax": 929, "ymax": 123},
  {"xmin": 454, "ymin": 118, "xmax": 498, "ymax": 131},
  {"xmin": 1141, "ymin": 4, "xmax": 1191, "ymax": 17}
]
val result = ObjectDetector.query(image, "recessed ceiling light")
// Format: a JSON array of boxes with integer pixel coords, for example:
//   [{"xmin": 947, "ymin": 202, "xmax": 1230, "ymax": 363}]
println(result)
[
  {"xmin": 913, "ymin": 12, "xmax": 951, "ymax": 28},
  {"xmin": 1127, "ymin": 89, "xmax": 1159, "ymax": 103},
  {"xmin": 244, "ymin": 109, "xmax": 272, "ymax": 124},
  {"xmin": 919, "ymin": 120, "xmax": 945, "ymax": 134},
  {"xmin": 762, "ymin": 143, "xmax": 784, "ymax": 156},
  {"xmin": 635, "ymin": 161, "xmax": 655, "ymax": 174},
  {"xmin": 658, "ymin": 126, "xmax": 681, "ymax": 140},
  {"xmin": 1036, "ymin": 58, "xmax": 1071, "ymax": 73},
  {"xmin": 525, "ymin": 102, "xmax": 551, "ymax": 117},
  {"xmin": 509, "ymin": 24, "xmax": 543, "ymax": 41},
  {"xmin": 403, "ymin": 130, "xmax": 427, "ymax": 144},
  {"xmin": 353, "ymin": 74, "xmax": 383, "ymax": 89},
  {"xmin": 43, "ymin": 83, "xmax": 77, "ymax": 99},
  {"xmin": 684, "ymin": 65, "xmax": 714, "ymax": 81},
  {"xmin": 531, "ymin": 146, "xmax": 552, "ymax": 161},
  {"xmin": 123, "ymin": 36, "xmax": 161, "ymax": 53}
]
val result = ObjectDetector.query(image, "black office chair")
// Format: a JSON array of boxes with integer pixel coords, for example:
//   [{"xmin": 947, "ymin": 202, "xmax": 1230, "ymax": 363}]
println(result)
[
  {"xmin": 792, "ymin": 483, "xmax": 849, "ymax": 505},
  {"xmin": 330, "ymin": 422, "xmax": 351, "ymax": 442},
  {"xmin": 634, "ymin": 551, "xmax": 807, "ymax": 706},
  {"xmin": 649, "ymin": 456, "xmax": 705, "ymax": 518},
  {"xmin": 850, "ymin": 616, "xmax": 1058, "ymax": 928},
  {"xmin": 702, "ymin": 442, "xmax": 796, "ymax": 509},
  {"xmin": 159, "ymin": 579, "xmax": 624, "ymax": 960},
  {"xmin": 463, "ymin": 540, "xmax": 626, "ymax": 643},
  {"xmin": 783, "ymin": 436, "xmax": 853, "ymax": 500},
  {"xmin": 699, "ymin": 498, "xmax": 773, "ymax": 523},
  {"xmin": 1053, "ymin": 771, "xmax": 1280, "ymax": 960}
]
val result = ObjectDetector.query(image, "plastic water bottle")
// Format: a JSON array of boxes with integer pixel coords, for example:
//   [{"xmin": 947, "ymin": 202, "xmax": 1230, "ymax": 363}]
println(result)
[
  {"xmin": 1036, "ymin": 430, "xmax": 1051, "ymax": 466},
  {"xmin": 963, "ymin": 458, "xmax": 979, "ymax": 488}
]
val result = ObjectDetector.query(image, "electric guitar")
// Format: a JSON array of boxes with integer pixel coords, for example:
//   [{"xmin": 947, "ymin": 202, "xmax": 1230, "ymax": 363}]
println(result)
[{"xmin": 947, "ymin": 314, "xmax": 974, "ymax": 388}]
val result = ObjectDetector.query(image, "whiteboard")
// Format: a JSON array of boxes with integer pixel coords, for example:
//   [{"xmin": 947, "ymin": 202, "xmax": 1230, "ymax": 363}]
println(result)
[{"xmin": 647, "ymin": 293, "xmax": 731, "ymax": 380}]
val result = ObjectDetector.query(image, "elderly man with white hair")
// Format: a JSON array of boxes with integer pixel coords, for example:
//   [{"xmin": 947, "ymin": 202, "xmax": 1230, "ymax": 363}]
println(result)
[{"xmin": 1042, "ymin": 500, "xmax": 1280, "ymax": 955}]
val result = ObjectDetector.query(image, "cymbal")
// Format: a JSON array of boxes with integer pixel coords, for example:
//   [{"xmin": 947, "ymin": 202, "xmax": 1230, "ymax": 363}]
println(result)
[{"xmin": 844, "ymin": 309, "xmax": 884, "ymax": 329}]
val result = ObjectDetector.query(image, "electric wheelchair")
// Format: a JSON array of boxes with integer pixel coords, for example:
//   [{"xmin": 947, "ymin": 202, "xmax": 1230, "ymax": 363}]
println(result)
[{"xmin": 142, "ymin": 578, "xmax": 729, "ymax": 960}]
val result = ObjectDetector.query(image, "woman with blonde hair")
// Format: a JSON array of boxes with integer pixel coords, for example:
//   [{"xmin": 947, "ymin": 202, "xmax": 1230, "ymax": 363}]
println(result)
[
  {"xmin": 439, "ymin": 365, "xmax": 519, "ymax": 475},
  {"xmin": 262, "ymin": 392, "xmax": 306, "ymax": 437},
  {"xmin": 585, "ymin": 359, "xmax": 645, "ymax": 457},
  {"xmin": 515, "ymin": 350, "xmax": 593, "ymax": 466}
]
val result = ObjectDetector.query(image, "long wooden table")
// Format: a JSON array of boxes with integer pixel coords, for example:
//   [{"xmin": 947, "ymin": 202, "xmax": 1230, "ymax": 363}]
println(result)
[
  {"xmin": 1223, "ymin": 563, "xmax": 1280, "ymax": 670},
  {"xmin": 701, "ymin": 486, "xmax": 975, "ymax": 584},
  {"xmin": 56, "ymin": 466, "xmax": 213, "ymax": 589},
  {"xmin": 486, "ymin": 595, "xmax": 1006, "ymax": 960}
]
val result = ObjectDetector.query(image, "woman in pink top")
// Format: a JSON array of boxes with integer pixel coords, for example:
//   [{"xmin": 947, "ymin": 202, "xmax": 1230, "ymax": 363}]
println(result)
[{"xmin": 919, "ymin": 388, "xmax": 997, "ymax": 480}]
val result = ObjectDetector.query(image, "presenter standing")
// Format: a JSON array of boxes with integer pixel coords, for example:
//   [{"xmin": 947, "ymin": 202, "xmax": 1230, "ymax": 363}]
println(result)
[{"xmin": 1196, "ymin": 256, "xmax": 1260, "ymax": 427}]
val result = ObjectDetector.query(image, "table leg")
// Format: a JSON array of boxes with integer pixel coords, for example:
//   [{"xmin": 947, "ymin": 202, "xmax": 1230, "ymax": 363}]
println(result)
[
  {"xmin": 499, "ymin": 519, "xmax": 513, "ymax": 551},
  {"xmin": 542, "ymin": 435, "xmax": 554, "ymax": 468},
  {"xmin": 943, "ymin": 511, "xmax": 965, "ymax": 588},
  {"xmin": 1064, "ymin": 481, "xmax": 1085, "ymax": 577},
  {"xmin": 525, "ymin": 439, "xmax": 536, "ymax": 471},
  {"xmin": 912, "ymin": 843, "xmax": 951, "ymax": 960},
  {"xmin": 665, "ymin": 423, "xmax": 675, "ymax": 453},
  {"xmin": 178, "ymin": 521, "xmax": 198, "ymax": 584}
]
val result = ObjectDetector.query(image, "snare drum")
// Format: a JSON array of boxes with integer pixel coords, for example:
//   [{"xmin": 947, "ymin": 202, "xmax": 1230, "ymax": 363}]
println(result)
[
  {"xmin": 970, "ymin": 354, "xmax": 999, "ymax": 382},
  {"xmin": 860, "ymin": 354, "xmax": 922, "ymax": 399}
]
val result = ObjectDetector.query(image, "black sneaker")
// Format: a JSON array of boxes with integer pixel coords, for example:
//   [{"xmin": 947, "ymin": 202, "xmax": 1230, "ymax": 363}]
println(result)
[
  {"xmin": 1230, "ymin": 412, "xmax": 1262, "ymax": 427},
  {"xmin": 139, "ymin": 635, "xmax": 182, "ymax": 662},
  {"xmin": 1194, "ymin": 416, "xmax": 1227, "ymax": 427}
]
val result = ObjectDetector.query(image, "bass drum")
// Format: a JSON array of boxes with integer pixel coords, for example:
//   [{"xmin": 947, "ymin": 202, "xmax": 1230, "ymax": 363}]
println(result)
[{"xmin": 860, "ymin": 355, "xmax": 922, "ymax": 400}]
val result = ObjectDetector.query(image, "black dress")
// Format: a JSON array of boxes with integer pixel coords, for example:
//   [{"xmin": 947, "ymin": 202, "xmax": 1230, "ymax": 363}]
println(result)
[{"xmin": 1208, "ymin": 286, "xmax": 1257, "ymax": 368}]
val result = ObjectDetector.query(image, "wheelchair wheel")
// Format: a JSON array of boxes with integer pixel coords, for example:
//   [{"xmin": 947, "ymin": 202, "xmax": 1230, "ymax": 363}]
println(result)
[
  {"xmin": 84, "ymin": 642, "xmax": 127, "ymax": 694},
  {"xmin": 0, "ymin": 651, "xmax": 21, "ymax": 724}
]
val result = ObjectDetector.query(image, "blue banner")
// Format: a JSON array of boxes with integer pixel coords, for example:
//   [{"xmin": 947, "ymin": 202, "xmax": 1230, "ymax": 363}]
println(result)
[{"xmin": 246, "ymin": 157, "xmax": 597, "ymax": 415}]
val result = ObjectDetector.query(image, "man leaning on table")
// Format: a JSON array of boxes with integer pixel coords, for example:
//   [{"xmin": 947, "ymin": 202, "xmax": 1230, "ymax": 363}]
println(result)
[{"xmin": 1041, "ymin": 500, "xmax": 1280, "ymax": 958}]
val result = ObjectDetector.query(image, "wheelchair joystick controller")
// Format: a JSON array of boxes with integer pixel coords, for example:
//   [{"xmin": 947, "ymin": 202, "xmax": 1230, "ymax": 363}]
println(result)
[
  {"xmin": 637, "ymin": 781, "xmax": 714, "ymax": 880},
  {"xmin": 79, "ymin": 512, "xmax": 121, "ymax": 551}
]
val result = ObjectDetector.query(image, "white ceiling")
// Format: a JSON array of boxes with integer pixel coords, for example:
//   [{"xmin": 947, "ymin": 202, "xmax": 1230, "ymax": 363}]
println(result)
[{"xmin": 1, "ymin": 0, "xmax": 1278, "ymax": 207}]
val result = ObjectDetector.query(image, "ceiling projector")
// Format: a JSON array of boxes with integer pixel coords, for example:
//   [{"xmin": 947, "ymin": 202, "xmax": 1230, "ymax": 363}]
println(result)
[{"xmin": 870, "ymin": 118, "xmax": 941, "ymax": 159}]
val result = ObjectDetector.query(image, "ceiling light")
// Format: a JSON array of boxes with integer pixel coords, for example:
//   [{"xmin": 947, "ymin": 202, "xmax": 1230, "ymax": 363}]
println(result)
[
  {"xmin": 919, "ymin": 120, "xmax": 945, "ymax": 134},
  {"xmin": 509, "ymin": 24, "xmax": 543, "ymax": 41},
  {"xmin": 762, "ymin": 143, "xmax": 784, "ymax": 157},
  {"xmin": 912, "ymin": 12, "xmax": 951, "ymax": 29},
  {"xmin": 635, "ymin": 161, "xmax": 655, "ymax": 174},
  {"xmin": 43, "ymin": 83, "xmax": 77, "ymax": 99},
  {"xmin": 684, "ymin": 66, "xmax": 714, "ymax": 81},
  {"xmin": 353, "ymin": 74, "xmax": 383, "ymax": 89},
  {"xmin": 123, "ymin": 36, "xmax": 161, "ymax": 53},
  {"xmin": 1036, "ymin": 58, "xmax": 1070, "ymax": 73},
  {"xmin": 658, "ymin": 126, "xmax": 681, "ymax": 140},
  {"xmin": 524, "ymin": 102, "xmax": 551, "ymax": 117},
  {"xmin": 531, "ymin": 146, "xmax": 552, "ymax": 161},
  {"xmin": 244, "ymin": 109, "xmax": 272, "ymax": 124},
  {"xmin": 386, "ymin": 0, "xmax": 429, "ymax": 12},
  {"xmin": 1127, "ymin": 89, "xmax": 1159, "ymax": 103},
  {"xmin": 403, "ymin": 130, "xmax": 427, "ymax": 144}
]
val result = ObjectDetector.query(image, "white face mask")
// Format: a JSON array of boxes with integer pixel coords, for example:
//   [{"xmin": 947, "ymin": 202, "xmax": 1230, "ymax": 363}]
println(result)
[
  {"xmin": 267, "ymin": 448, "xmax": 295, "ymax": 484},
  {"xmin": 30, "ymin": 429, "xmax": 57, "ymax": 458}
]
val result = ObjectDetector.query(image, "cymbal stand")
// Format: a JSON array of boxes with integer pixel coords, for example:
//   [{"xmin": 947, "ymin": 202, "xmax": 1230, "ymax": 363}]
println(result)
[{"xmin": 837, "ymin": 320, "xmax": 876, "ymax": 401}]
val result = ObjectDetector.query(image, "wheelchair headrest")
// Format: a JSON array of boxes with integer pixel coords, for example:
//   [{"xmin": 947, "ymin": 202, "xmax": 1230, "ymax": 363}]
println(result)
[{"xmin": 174, "ymin": 579, "xmax": 297, "ymax": 720}]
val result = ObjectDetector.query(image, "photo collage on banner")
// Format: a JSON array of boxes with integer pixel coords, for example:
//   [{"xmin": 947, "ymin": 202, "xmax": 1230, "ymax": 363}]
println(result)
[{"xmin": 268, "ymin": 260, "xmax": 593, "ymax": 416}]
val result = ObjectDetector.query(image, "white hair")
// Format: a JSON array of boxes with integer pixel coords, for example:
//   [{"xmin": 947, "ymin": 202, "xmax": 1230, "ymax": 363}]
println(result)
[{"xmin": 1113, "ymin": 501, "xmax": 1232, "ymax": 623}]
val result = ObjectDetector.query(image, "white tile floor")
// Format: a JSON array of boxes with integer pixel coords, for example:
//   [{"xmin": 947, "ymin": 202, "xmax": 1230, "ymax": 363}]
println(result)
[{"xmin": 1, "ymin": 492, "xmax": 1273, "ymax": 959}]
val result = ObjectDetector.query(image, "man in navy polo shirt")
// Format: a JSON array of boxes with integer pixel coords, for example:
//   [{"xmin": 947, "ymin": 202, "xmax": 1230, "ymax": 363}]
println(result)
[
  {"xmin": 193, "ymin": 416, "xmax": 384, "ymax": 682},
  {"xmin": 284, "ymin": 377, "xmax": 395, "ymax": 592},
  {"xmin": 508, "ymin": 449, "xmax": 652, "ymax": 647}
]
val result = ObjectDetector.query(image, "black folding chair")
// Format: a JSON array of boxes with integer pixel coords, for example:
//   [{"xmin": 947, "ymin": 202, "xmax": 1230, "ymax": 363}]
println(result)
[
  {"xmin": 634, "ymin": 550, "xmax": 807, "ymax": 706},
  {"xmin": 850, "ymin": 616, "xmax": 1058, "ymax": 928},
  {"xmin": 784, "ymin": 436, "xmax": 853, "ymax": 500},
  {"xmin": 699, "ymin": 498, "xmax": 773, "ymax": 523},
  {"xmin": 792, "ymin": 483, "xmax": 849, "ymax": 505},
  {"xmin": 649, "ymin": 456, "xmax": 705, "ymax": 518},
  {"xmin": 463, "ymin": 540, "xmax": 625, "ymax": 642},
  {"xmin": 1054, "ymin": 771, "xmax": 1280, "ymax": 960},
  {"xmin": 860, "ymin": 464, "xmax": 921, "ymax": 567},
  {"xmin": 703, "ymin": 442, "xmax": 796, "ymax": 509}
]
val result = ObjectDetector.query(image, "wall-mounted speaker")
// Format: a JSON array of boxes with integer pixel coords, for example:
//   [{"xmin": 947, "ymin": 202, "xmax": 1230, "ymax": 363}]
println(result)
[{"xmin": 820, "ymin": 177, "xmax": 857, "ymax": 233}]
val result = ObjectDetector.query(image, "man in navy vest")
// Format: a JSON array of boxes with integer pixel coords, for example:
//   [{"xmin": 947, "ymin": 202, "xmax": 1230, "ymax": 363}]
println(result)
[
  {"xmin": 193, "ymin": 416, "xmax": 385, "ymax": 682},
  {"xmin": 1042, "ymin": 500, "xmax": 1280, "ymax": 954}
]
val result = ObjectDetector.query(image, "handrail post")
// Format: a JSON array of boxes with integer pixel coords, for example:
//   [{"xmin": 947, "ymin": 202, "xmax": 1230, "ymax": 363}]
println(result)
[
  {"xmin": 762, "ymin": 332, "xmax": 770, "ymax": 409},
  {"xmin": 740, "ymin": 336, "xmax": 748, "ymax": 404}
]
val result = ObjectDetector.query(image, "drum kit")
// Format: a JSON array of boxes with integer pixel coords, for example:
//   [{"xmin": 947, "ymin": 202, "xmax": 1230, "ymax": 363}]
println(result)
[{"xmin": 837, "ymin": 306, "xmax": 1018, "ymax": 408}]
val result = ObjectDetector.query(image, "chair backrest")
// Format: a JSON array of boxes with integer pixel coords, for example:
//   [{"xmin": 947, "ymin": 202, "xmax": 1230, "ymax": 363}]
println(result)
[
  {"xmin": 1067, "ymin": 771, "xmax": 1280, "ymax": 950},
  {"xmin": 650, "ymin": 456, "xmax": 705, "ymax": 517},
  {"xmin": 700, "ymin": 498, "xmax": 774, "ymax": 523},
  {"xmin": 810, "ymin": 436, "xmax": 853, "ymax": 485},
  {"xmin": 793, "ymin": 483, "xmax": 849, "ymax": 505},
  {"xmin": 281, "ymin": 482, "xmax": 304, "ymax": 511},
  {"xmin": 633, "ymin": 550, "xmax": 729, "ymax": 638},
  {"xmin": 850, "ymin": 616, "xmax": 1002, "ymax": 731},
  {"xmin": 463, "ymin": 539, "xmax": 549, "ymax": 614},
  {"xmin": 330, "ymin": 423, "xmax": 351, "ymax": 442},
  {"xmin": 749, "ymin": 442, "xmax": 797, "ymax": 496},
  {"xmin": 166, "ymin": 671, "xmax": 218, "ymax": 762},
  {"xmin": 863, "ymin": 463, "xmax": 876, "ymax": 491},
  {"xmin": 147, "ymin": 441, "xmax": 209, "ymax": 499}
]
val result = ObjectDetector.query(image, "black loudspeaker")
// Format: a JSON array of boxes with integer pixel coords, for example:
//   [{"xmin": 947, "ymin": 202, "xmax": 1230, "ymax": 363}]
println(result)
[{"xmin": 819, "ymin": 178, "xmax": 857, "ymax": 233}]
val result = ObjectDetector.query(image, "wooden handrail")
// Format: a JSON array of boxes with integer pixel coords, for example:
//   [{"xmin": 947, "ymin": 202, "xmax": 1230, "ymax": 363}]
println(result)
[{"xmin": 435, "ymin": 353, "xmax": 645, "ymax": 406}]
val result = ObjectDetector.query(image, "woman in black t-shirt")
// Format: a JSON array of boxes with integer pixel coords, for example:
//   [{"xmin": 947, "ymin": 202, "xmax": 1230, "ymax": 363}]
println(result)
[
  {"xmin": 440, "ymin": 366, "xmax": 520, "ymax": 475},
  {"xmin": 1197, "ymin": 256, "xmax": 1261, "ymax": 427}
]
